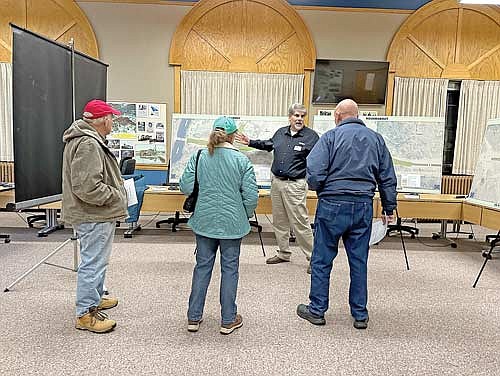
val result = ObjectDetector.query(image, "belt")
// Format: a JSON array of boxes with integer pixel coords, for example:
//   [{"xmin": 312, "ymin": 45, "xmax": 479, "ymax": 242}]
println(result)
[{"xmin": 275, "ymin": 176, "xmax": 298, "ymax": 181}]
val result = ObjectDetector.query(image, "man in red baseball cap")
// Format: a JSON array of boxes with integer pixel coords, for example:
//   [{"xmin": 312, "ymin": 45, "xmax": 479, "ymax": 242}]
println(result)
[
  {"xmin": 83, "ymin": 99, "xmax": 121, "ymax": 119},
  {"xmin": 61, "ymin": 99, "xmax": 127, "ymax": 333}
]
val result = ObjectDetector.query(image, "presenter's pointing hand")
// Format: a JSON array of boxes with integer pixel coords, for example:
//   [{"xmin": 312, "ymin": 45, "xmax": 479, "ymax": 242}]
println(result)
[{"xmin": 235, "ymin": 132, "xmax": 250, "ymax": 145}]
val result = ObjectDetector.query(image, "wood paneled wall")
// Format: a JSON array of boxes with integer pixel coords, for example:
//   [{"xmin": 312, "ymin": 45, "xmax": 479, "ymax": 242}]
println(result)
[
  {"xmin": 169, "ymin": 0, "xmax": 316, "ymax": 113},
  {"xmin": 385, "ymin": 0, "xmax": 500, "ymax": 114},
  {"xmin": 0, "ymin": 0, "xmax": 99, "ymax": 62}
]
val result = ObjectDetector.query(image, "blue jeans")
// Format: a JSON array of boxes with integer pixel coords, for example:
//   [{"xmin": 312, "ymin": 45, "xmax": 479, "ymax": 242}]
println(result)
[
  {"xmin": 188, "ymin": 234, "xmax": 242, "ymax": 325},
  {"xmin": 74, "ymin": 222, "xmax": 115, "ymax": 317},
  {"xmin": 309, "ymin": 198, "xmax": 373, "ymax": 320}
]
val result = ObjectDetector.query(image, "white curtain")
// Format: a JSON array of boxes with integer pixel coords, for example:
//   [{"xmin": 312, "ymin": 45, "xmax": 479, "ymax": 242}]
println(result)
[
  {"xmin": 0, "ymin": 63, "xmax": 13, "ymax": 161},
  {"xmin": 392, "ymin": 77, "xmax": 448, "ymax": 116},
  {"xmin": 181, "ymin": 70, "xmax": 304, "ymax": 116},
  {"xmin": 453, "ymin": 80, "xmax": 500, "ymax": 175}
]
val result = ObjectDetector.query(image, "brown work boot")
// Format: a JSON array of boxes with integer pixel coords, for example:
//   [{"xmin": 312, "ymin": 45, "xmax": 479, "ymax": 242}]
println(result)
[
  {"xmin": 76, "ymin": 307, "xmax": 116, "ymax": 333},
  {"xmin": 98, "ymin": 296, "xmax": 118, "ymax": 310},
  {"xmin": 266, "ymin": 255, "xmax": 290, "ymax": 264},
  {"xmin": 220, "ymin": 314, "xmax": 243, "ymax": 335}
]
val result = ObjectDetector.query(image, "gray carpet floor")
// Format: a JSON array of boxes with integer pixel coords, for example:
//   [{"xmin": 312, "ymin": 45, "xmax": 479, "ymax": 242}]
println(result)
[{"xmin": 0, "ymin": 212, "xmax": 499, "ymax": 375}]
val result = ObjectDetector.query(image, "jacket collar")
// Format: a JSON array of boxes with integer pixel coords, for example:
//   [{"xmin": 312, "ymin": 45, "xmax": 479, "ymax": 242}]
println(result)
[
  {"xmin": 215, "ymin": 142, "xmax": 238, "ymax": 150},
  {"xmin": 336, "ymin": 117, "xmax": 366, "ymax": 128},
  {"xmin": 285, "ymin": 126, "xmax": 305, "ymax": 137}
]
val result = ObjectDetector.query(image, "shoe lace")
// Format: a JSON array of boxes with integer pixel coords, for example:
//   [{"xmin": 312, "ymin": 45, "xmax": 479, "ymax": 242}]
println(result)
[{"xmin": 90, "ymin": 307, "xmax": 109, "ymax": 324}]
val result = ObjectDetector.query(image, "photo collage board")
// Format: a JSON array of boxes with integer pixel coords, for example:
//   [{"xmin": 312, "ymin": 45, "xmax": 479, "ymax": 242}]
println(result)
[{"xmin": 107, "ymin": 102, "xmax": 167, "ymax": 165}]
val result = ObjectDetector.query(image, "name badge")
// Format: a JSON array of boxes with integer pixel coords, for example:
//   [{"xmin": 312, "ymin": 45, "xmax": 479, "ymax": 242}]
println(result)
[{"xmin": 294, "ymin": 145, "xmax": 302, "ymax": 151}]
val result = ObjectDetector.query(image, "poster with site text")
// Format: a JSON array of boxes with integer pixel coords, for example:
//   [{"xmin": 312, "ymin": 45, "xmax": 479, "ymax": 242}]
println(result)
[{"xmin": 107, "ymin": 102, "xmax": 167, "ymax": 165}]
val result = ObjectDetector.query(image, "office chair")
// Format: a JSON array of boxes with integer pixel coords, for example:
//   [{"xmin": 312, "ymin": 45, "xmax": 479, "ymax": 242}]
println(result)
[
  {"xmin": 155, "ymin": 161, "xmax": 189, "ymax": 232},
  {"xmin": 120, "ymin": 157, "xmax": 136, "ymax": 175}
]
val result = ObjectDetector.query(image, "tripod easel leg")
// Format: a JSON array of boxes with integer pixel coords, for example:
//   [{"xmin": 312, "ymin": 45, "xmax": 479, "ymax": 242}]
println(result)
[
  {"xmin": 4, "ymin": 235, "xmax": 78, "ymax": 292},
  {"xmin": 249, "ymin": 211, "xmax": 266, "ymax": 257},
  {"xmin": 395, "ymin": 209, "xmax": 410, "ymax": 270},
  {"xmin": 472, "ymin": 230, "xmax": 500, "ymax": 288}
]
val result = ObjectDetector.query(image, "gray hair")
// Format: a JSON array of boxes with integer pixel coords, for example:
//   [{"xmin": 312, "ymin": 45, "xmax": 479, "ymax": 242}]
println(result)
[
  {"xmin": 288, "ymin": 103, "xmax": 307, "ymax": 116},
  {"xmin": 83, "ymin": 114, "xmax": 111, "ymax": 126}
]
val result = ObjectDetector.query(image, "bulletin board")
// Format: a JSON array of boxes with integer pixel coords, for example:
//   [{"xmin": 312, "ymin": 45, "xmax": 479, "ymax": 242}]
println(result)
[{"xmin": 107, "ymin": 101, "xmax": 167, "ymax": 166}]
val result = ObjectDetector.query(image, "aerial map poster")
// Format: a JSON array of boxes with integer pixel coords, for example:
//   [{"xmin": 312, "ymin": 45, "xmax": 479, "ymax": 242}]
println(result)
[
  {"xmin": 312, "ymin": 115, "xmax": 335, "ymax": 136},
  {"xmin": 107, "ymin": 102, "xmax": 167, "ymax": 165},
  {"xmin": 169, "ymin": 114, "xmax": 288, "ymax": 185},
  {"xmin": 364, "ymin": 116, "xmax": 446, "ymax": 193},
  {"xmin": 467, "ymin": 118, "xmax": 500, "ymax": 209}
]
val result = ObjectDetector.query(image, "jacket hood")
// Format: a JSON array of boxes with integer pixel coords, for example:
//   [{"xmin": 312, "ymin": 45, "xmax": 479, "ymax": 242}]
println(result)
[{"xmin": 62, "ymin": 119, "xmax": 106, "ymax": 146}]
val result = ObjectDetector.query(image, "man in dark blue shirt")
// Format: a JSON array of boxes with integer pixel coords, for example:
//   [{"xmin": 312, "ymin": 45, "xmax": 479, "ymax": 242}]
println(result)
[
  {"xmin": 297, "ymin": 99, "xmax": 397, "ymax": 329},
  {"xmin": 236, "ymin": 104, "xmax": 319, "ymax": 273}
]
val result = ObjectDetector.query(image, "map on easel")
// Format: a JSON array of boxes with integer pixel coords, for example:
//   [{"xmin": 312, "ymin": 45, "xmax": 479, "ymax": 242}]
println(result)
[
  {"xmin": 364, "ymin": 116, "xmax": 446, "ymax": 193},
  {"xmin": 312, "ymin": 115, "xmax": 335, "ymax": 136},
  {"xmin": 467, "ymin": 118, "xmax": 500, "ymax": 209},
  {"xmin": 312, "ymin": 115, "xmax": 371, "ymax": 136},
  {"xmin": 169, "ymin": 114, "xmax": 287, "ymax": 185}
]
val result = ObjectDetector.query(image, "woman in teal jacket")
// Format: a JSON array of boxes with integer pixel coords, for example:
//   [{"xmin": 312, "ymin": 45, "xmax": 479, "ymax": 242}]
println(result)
[{"xmin": 180, "ymin": 116, "xmax": 258, "ymax": 335}]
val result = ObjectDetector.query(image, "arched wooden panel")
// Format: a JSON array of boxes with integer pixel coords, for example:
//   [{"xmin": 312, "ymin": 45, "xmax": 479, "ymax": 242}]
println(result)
[
  {"xmin": 0, "ymin": 0, "xmax": 99, "ymax": 63},
  {"xmin": 169, "ymin": 0, "xmax": 316, "ymax": 112},
  {"xmin": 386, "ymin": 0, "xmax": 500, "ymax": 114}
]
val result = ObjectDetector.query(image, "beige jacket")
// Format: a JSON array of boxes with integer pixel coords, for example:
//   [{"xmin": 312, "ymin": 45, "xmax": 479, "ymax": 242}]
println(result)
[{"xmin": 61, "ymin": 119, "xmax": 127, "ymax": 225}]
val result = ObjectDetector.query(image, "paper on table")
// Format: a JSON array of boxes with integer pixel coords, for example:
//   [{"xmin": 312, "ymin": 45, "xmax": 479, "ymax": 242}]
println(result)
[
  {"xmin": 254, "ymin": 165, "xmax": 270, "ymax": 183},
  {"xmin": 123, "ymin": 178, "xmax": 138, "ymax": 207}
]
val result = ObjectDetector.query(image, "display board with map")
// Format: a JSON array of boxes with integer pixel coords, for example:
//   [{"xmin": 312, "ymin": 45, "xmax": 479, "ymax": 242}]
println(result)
[
  {"xmin": 312, "ymin": 115, "xmax": 372, "ymax": 136},
  {"xmin": 312, "ymin": 115, "xmax": 335, "ymax": 136},
  {"xmin": 467, "ymin": 118, "xmax": 500, "ymax": 209},
  {"xmin": 107, "ymin": 102, "xmax": 167, "ymax": 165},
  {"xmin": 169, "ymin": 114, "xmax": 288, "ymax": 185},
  {"xmin": 364, "ymin": 116, "xmax": 445, "ymax": 193}
]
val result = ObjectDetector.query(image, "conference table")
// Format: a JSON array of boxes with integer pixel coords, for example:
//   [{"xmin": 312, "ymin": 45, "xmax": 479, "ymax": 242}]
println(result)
[
  {"xmin": 142, "ymin": 186, "xmax": 323, "ymax": 214},
  {"xmin": 1, "ymin": 187, "xmax": 500, "ymax": 233},
  {"xmin": 142, "ymin": 187, "xmax": 500, "ymax": 236},
  {"xmin": 143, "ymin": 187, "xmax": 462, "ymax": 218},
  {"xmin": 0, "ymin": 185, "xmax": 14, "ymax": 243}
]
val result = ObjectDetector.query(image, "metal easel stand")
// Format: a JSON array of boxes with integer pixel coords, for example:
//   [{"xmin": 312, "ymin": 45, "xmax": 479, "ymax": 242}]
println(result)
[
  {"xmin": 0, "ymin": 233, "xmax": 10, "ymax": 243},
  {"xmin": 249, "ymin": 211, "xmax": 266, "ymax": 257},
  {"xmin": 124, "ymin": 222, "xmax": 141, "ymax": 238},
  {"xmin": 431, "ymin": 220, "xmax": 458, "ymax": 248},
  {"xmin": 472, "ymin": 229, "xmax": 500, "ymax": 288},
  {"xmin": 446, "ymin": 220, "xmax": 475, "ymax": 240},
  {"xmin": 4, "ymin": 231, "xmax": 79, "ymax": 292},
  {"xmin": 37, "ymin": 208, "xmax": 65, "ymax": 237}
]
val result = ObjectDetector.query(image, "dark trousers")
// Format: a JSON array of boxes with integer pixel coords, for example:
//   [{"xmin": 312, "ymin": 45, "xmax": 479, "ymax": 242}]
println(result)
[{"xmin": 309, "ymin": 198, "xmax": 373, "ymax": 320}]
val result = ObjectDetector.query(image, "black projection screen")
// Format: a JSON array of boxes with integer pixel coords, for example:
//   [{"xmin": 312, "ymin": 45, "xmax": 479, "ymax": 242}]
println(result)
[{"xmin": 12, "ymin": 25, "xmax": 107, "ymax": 210}]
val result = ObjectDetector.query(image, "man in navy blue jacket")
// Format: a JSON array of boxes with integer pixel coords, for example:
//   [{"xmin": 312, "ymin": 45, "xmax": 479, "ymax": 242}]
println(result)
[{"xmin": 297, "ymin": 99, "xmax": 397, "ymax": 330}]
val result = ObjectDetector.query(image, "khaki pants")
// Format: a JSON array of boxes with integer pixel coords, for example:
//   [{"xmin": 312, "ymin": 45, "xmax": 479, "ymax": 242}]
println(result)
[{"xmin": 270, "ymin": 176, "xmax": 313, "ymax": 261}]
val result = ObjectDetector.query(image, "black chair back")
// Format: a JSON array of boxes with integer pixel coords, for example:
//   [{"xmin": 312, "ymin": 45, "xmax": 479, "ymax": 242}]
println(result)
[{"xmin": 120, "ymin": 157, "xmax": 136, "ymax": 175}]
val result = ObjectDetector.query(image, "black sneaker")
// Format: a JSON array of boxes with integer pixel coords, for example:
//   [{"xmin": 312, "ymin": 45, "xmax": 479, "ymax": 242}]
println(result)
[
  {"xmin": 266, "ymin": 255, "xmax": 290, "ymax": 264},
  {"xmin": 353, "ymin": 317, "xmax": 369, "ymax": 329},
  {"xmin": 296, "ymin": 304, "xmax": 326, "ymax": 325}
]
